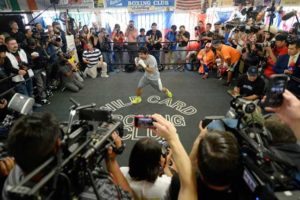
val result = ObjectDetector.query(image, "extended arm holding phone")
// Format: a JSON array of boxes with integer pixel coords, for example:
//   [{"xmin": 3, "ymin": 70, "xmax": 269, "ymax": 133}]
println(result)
[
  {"xmin": 152, "ymin": 114, "xmax": 197, "ymax": 200},
  {"xmin": 265, "ymin": 90, "xmax": 300, "ymax": 140}
]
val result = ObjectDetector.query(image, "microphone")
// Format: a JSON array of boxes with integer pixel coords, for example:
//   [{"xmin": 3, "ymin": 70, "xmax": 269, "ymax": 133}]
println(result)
[{"xmin": 282, "ymin": 11, "xmax": 296, "ymax": 21}]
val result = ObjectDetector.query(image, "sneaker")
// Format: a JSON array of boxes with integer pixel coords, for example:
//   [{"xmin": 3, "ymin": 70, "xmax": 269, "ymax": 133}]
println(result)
[
  {"xmin": 101, "ymin": 74, "xmax": 109, "ymax": 78},
  {"xmin": 170, "ymin": 66, "xmax": 173, "ymax": 70},
  {"xmin": 41, "ymin": 99, "xmax": 51, "ymax": 105},
  {"xmin": 131, "ymin": 96, "xmax": 142, "ymax": 104},
  {"xmin": 37, "ymin": 99, "xmax": 51, "ymax": 105},
  {"xmin": 166, "ymin": 90, "xmax": 173, "ymax": 98},
  {"xmin": 46, "ymin": 90, "xmax": 53, "ymax": 98},
  {"xmin": 202, "ymin": 74, "xmax": 208, "ymax": 79},
  {"xmin": 33, "ymin": 103, "xmax": 42, "ymax": 108}
]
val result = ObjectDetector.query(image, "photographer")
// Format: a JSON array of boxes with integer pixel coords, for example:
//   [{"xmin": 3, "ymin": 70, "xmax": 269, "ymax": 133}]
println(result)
[
  {"xmin": 164, "ymin": 25, "xmax": 177, "ymax": 70},
  {"xmin": 228, "ymin": 26, "xmax": 247, "ymax": 52},
  {"xmin": 5, "ymin": 37, "xmax": 34, "ymax": 97},
  {"xmin": 152, "ymin": 114, "xmax": 197, "ymax": 200},
  {"xmin": 171, "ymin": 121, "xmax": 249, "ymax": 200},
  {"xmin": 8, "ymin": 21, "xmax": 25, "ymax": 45},
  {"xmin": 200, "ymin": 23, "xmax": 214, "ymax": 48},
  {"xmin": 112, "ymin": 24, "xmax": 125, "ymax": 72},
  {"xmin": 52, "ymin": 22, "xmax": 67, "ymax": 53},
  {"xmin": 120, "ymin": 137, "xmax": 172, "ymax": 199},
  {"xmin": 58, "ymin": 54, "xmax": 84, "ymax": 93},
  {"xmin": 125, "ymin": 20, "xmax": 138, "ymax": 65},
  {"xmin": 82, "ymin": 42, "xmax": 109, "ymax": 78},
  {"xmin": 136, "ymin": 28, "xmax": 147, "ymax": 49},
  {"xmin": 176, "ymin": 25, "xmax": 190, "ymax": 70},
  {"xmin": 264, "ymin": 116, "xmax": 300, "ymax": 170},
  {"xmin": 231, "ymin": 66, "xmax": 265, "ymax": 101},
  {"xmin": 213, "ymin": 21, "xmax": 224, "ymax": 39},
  {"xmin": 265, "ymin": 90, "xmax": 300, "ymax": 140},
  {"xmin": 146, "ymin": 23, "xmax": 163, "ymax": 65},
  {"xmin": 98, "ymin": 28, "xmax": 112, "ymax": 72},
  {"xmin": 263, "ymin": 33, "xmax": 288, "ymax": 78},
  {"xmin": 2, "ymin": 113, "xmax": 132, "ymax": 200},
  {"xmin": 274, "ymin": 39, "xmax": 300, "ymax": 97},
  {"xmin": 25, "ymin": 39, "xmax": 50, "ymax": 105},
  {"xmin": 195, "ymin": 21, "xmax": 205, "ymax": 39}
]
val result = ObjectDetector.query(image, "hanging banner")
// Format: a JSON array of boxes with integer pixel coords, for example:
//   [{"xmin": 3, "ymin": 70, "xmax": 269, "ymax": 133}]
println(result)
[
  {"xmin": 56, "ymin": 0, "xmax": 94, "ymax": 9},
  {"xmin": 281, "ymin": 0, "xmax": 299, "ymax": 5},
  {"xmin": 105, "ymin": 0, "xmax": 175, "ymax": 9},
  {"xmin": 4, "ymin": 0, "xmax": 95, "ymax": 11},
  {"xmin": 94, "ymin": 0, "xmax": 104, "ymax": 8},
  {"xmin": 216, "ymin": 0, "xmax": 232, "ymax": 7},
  {"xmin": 216, "ymin": 11, "xmax": 232, "ymax": 23}
]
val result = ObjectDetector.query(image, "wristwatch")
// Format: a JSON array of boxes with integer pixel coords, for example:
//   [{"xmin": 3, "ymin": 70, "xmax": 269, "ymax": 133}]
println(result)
[{"xmin": 113, "ymin": 143, "xmax": 126, "ymax": 155}]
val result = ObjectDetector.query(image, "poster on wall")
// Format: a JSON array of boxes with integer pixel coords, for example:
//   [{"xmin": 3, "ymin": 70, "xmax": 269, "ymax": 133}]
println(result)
[
  {"xmin": 56, "ymin": 0, "xmax": 95, "ymax": 9},
  {"xmin": 105, "ymin": 0, "xmax": 175, "ymax": 10}
]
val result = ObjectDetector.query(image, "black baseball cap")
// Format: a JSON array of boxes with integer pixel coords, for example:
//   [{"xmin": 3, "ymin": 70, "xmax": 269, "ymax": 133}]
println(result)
[
  {"xmin": 212, "ymin": 40, "xmax": 222, "ymax": 45},
  {"xmin": 247, "ymin": 66, "xmax": 258, "ymax": 76},
  {"xmin": 275, "ymin": 33, "xmax": 288, "ymax": 42}
]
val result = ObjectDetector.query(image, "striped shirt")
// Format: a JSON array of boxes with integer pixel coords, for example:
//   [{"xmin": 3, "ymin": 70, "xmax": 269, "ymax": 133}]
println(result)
[{"xmin": 82, "ymin": 48, "xmax": 102, "ymax": 67}]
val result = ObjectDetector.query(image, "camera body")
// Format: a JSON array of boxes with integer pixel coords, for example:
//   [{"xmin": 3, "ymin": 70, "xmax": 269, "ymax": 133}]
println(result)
[
  {"xmin": 204, "ymin": 95, "xmax": 300, "ymax": 200},
  {"xmin": 7, "ymin": 102, "xmax": 125, "ymax": 199},
  {"xmin": 157, "ymin": 139, "xmax": 170, "ymax": 157},
  {"xmin": 134, "ymin": 115, "xmax": 155, "ymax": 129}
]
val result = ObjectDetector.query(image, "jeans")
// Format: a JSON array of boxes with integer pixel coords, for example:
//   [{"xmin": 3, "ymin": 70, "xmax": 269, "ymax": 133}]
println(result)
[
  {"xmin": 102, "ymin": 52, "xmax": 113, "ymax": 72},
  {"xmin": 14, "ymin": 78, "xmax": 33, "ymax": 97},
  {"xmin": 127, "ymin": 43, "xmax": 138, "ymax": 64},
  {"xmin": 33, "ymin": 70, "xmax": 47, "ymax": 99},
  {"xmin": 151, "ymin": 50, "xmax": 160, "ymax": 65},
  {"xmin": 64, "ymin": 79, "xmax": 84, "ymax": 93},
  {"xmin": 114, "ymin": 50, "xmax": 123, "ymax": 70}
]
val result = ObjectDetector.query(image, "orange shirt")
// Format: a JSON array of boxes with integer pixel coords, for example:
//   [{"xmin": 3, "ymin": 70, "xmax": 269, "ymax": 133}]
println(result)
[
  {"xmin": 197, "ymin": 49, "xmax": 215, "ymax": 65},
  {"xmin": 220, "ymin": 44, "xmax": 241, "ymax": 64}
]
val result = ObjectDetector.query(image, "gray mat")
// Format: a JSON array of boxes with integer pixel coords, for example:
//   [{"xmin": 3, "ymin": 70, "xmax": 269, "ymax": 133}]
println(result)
[{"xmin": 39, "ymin": 70, "xmax": 231, "ymax": 166}]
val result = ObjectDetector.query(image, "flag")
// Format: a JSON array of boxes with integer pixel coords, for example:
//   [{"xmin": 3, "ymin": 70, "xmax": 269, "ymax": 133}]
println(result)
[{"xmin": 176, "ymin": 0, "xmax": 201, "ymax": 10}]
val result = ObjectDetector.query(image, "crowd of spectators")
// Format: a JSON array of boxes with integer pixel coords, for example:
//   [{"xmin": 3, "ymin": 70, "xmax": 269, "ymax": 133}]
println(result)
[{"xmin": 0, "ymin": 14, "xmax": 300, "ymax": 200}]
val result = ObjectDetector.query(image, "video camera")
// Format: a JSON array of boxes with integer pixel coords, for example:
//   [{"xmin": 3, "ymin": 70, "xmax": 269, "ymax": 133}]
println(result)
[
  {"xmin": 204, "ymin": 96, "xmax": 300, "ymax": 200},
  {"xmin": 6, "ymin": 98, "xmax": 125, "ymax": 200}
]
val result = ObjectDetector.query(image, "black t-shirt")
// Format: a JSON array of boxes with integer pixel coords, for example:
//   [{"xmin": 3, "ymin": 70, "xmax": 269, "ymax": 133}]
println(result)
[
  {"xmin": 146, "ymin": 30, "xmax": 162, "ymax": 50},
  {"xmin": 237, "ymin": 75, "xmax": 265, "ymax": 97},
  {"xmin": 9, "ymin": 31, "xmax": 25, "ymax": 44},
  {"xmin": 178, "ymin": 31, "xmax": 190, "ymax": 47},
  {"xmin": 167, "ymin": 173, "xmax": 253, "ymax": 200},
  {"xmin": 201, "ymin": 31, "xmax": 214, "ymax": 43}
]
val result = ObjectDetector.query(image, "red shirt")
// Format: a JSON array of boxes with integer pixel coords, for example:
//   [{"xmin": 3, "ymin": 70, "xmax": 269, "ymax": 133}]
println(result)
[{"xmin": 264, "ymin": 46, "xmax": 288, "ymax": 78}]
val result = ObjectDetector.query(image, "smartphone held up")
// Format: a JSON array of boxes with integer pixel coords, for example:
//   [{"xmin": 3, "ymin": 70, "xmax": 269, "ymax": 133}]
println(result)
[
  {"xmin": 263, "ymin": 74, "xmax": 289, "ymax": 107},
  {"xmin": 134, "ymin": 115, "xmax": 156, "ymax": 129}
]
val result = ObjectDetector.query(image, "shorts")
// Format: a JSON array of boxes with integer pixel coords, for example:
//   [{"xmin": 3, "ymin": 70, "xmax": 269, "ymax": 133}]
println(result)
[{"xmin": 138, "ymin": 76, "xmax": 163, "ymax": 92}]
